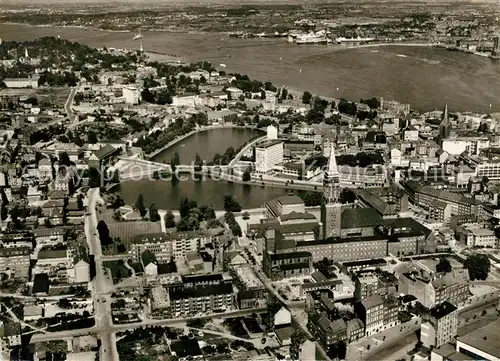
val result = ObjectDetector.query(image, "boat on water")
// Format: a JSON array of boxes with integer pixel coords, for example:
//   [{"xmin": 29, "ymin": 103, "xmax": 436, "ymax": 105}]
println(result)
[
  {"xmin": 133, "ymin": 33, "xmax": 143, "ymax": 40},
  {"xmin": 219, "ymin": 63, "xmax": 227, "ymax": 68},
  {"xmin": 336, "ymin": 36, "xmax": 375, "ymax": 43},
  {"xmin": 295, "ymin": 34, "xmax": 328, "ymax": 45},
  {"xmin": 474, "ymin": 52, "xmax": 490, "ymax": 58}
]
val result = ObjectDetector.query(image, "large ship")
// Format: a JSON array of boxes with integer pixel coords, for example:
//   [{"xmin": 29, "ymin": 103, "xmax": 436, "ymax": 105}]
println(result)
[
  {"xmin": 295, "ymin": 34, "xmax": 329, "ymax": 45},
  {"xmin": 336, "ymin": 36, "xmax": 375, "ymax": 43},
  {"xmin": 133, "ymin": 33, "xmax": 143, "ymax": 40}
]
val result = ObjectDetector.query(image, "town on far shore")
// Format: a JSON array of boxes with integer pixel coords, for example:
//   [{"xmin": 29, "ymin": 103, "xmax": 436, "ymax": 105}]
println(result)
[{"xmin": 1, "ymin": 36, "xmax": 500, "ymax": 361}]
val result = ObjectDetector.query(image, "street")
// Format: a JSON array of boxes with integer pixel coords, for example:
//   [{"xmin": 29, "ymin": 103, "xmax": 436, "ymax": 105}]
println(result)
[
  {"xmin": 85, "ymin": 188, "xmax": 118, "ymax": 361},
  {"xmin": 30, "ymin": 307, "xmax": 269, "ymax": 344},
  {"xmin": 65, "ymin": 86, "xmax": 77, "ymax": 121},
  {"xmin": 348, "ymin": 318, "xmax": 421, "ymax": 361}
]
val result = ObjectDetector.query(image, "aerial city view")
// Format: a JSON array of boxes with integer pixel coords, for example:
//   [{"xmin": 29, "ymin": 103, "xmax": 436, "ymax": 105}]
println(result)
[{"xmin": 1, "ymin": 0, "xmax": 500, "ymax": 360}]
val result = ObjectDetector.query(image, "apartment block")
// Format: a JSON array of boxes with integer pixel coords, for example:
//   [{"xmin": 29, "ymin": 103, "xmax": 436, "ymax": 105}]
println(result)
[
  {"xmin": 421, "ymin": 301, "xmax": 458, "ymax": 348},
  {"xmin": 0, "ymin": 247, "xmax": 30, "ymax": 279},
  {"xmin": 255, "ymin": 139, "xmax": 284, "ymax": 173}
]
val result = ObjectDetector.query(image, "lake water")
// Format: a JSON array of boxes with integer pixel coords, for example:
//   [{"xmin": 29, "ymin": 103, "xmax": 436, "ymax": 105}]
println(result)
[
  {"xmin": 1, "ymin": 23, "xmax": 499, "ymax": 112},
  {"xmin": 152, "ymin": 127, "xmax": 264, "ymax": 164},
  {"xmin": 117, "ymin": 178, "xmax": 295, "ymax": 210},
  {"xmin": 121, "ymin": 127, "xmax": 285, "ymax": 209}
]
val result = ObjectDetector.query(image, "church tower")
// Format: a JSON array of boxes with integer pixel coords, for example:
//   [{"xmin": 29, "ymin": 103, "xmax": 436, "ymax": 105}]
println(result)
[
  {"xmin": 438, "ymin": 102, "xmax": 451, "ymax": 143},
  {"xmin": 324, "ymin": 144, "xmax": 340, "ymax": 203},
  {"xmin": 24, "ymin": 47, "xmax": 29, "ymax": 59}
]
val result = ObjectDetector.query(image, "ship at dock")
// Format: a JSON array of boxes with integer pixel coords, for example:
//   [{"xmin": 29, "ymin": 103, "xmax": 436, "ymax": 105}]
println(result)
[
  {"xmin": 335, "ymin": 36, "xmax": 375, "ymax": 43},
  {"xmin": 288, "ymin": 32, "xmax": 329, "ymax": 45}
]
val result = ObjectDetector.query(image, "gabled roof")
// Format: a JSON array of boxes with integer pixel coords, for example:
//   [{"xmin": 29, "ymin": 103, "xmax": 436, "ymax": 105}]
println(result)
[
  {"xmin": 280, "ymin": 211, "xmax": 317, "ymax": 222},
  {"xmin": 93, "ymin": 144, "xmax": 119, "ymax": 161},
  {"xmin": 141, "ymin": 249, "xmax": 157, "ymax": 267},
  {"xmin": 277, "ymin": 195, "xmax": 304, "ymax": 206}
]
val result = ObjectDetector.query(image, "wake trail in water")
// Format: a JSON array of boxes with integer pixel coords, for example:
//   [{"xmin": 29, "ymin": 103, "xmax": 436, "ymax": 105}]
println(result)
[{"xmin": 391, "ymin": 52, "xmax": 440, "ymax": 65}]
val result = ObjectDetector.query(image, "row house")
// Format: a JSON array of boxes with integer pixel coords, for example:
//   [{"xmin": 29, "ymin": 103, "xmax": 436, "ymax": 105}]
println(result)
[{"xmin": 398, "ymin": 269, "xmax": 469, "ymax": 309}]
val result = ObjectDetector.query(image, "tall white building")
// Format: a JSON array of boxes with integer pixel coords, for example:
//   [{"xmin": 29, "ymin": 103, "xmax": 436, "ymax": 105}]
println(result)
[
  {"xmin": 442, "ymin": 137, "xmax": 489, "ymax": 156},
  {"xmin": 255, "ymin": 140, "xmax": 283, "ymax": 173},
  {"xmin": 122, "ymin": 85, "xmax": 141, "ymax": 105},
  {"xmin": 267, "ymin": 125, "xmax": 278, "ymax": 140}
]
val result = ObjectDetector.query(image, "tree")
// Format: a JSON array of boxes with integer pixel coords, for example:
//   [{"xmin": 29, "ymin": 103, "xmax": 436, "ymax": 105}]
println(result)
[
  {"xmin": 88, "ymin": 167, "xmax": 101, "ymax": 188},
  {"xmin": 97, "ymin": 220, "xmax": 111, "ymax": 245},
  {"xmin": 328, "ymin": 341, "xmax": 347, "ymax": 360},
  {"xmin": 113, "ymin": 210, "xmax": 122, "ymax": 221},
  {"xmin": 58, "ymin": 152, "xmax": 71, "ymax": 167},
  {"xmin": 179, "ymin": 197, "xmax": 190, "ymax": 218},
  {"xmin": 135, "ymin": 194, "xmax": 146, "ymax": 217},
  {"xmin": 164, "ymin": 210, "xmax": 176, "ymax": 228},
  {"xmin": 242, "ymin": 170, "xmax": 251, "ymax": 182},
  {"xmin": 281, "ymin": 88, "xmax": 288, "ymax": 100},
  {"xmin": 290, "ymin": 329, "xmax": 307, "ymax": 360},
  {"xmin": 224, "ymin": 196, "xmax": 242, "ymax": 212},
  {"xmin": 149, "ymin": 203, "xmax": 160, "ymax": 222},
  {"xmin": 242, "ymin": 211, "xmax": 250, "ymax": 220},
  {"xmin": 110, "ymin": 194, "xmax": 125, "ymax": 209},
  {"xmin": 464, "ymin": 254, "xmax": 491, "ymax": 281},
  {"xmin": 301, "ymin": 91, "xmax": 312, "ymax": 104},
  {"xmin": 57, "ymin": 299, "xmax": 71, "ymax": 309},
  {"xmin": 338, "ymin": 98, "xmax": 357, "ymax": 116},
  {"xmin": 87, "ymin": 130, "xmax": 98, "ymax": 144},
  {"xmin": 76, "ymin": 194, "xmax": 84, "ymax": 210},
  {"xmin": 302, "ymin": 192, "xmax": 323, "ymax": 207},
  {"xmin": 436, "ymin": 256, "xmax": 452, "ymax": 273},
  {"xmin": 171, "ymin": 152, "xmax": 180, "ymax": 174},
  {"xmin": 361, "ymin": 97, "xmax": 381, "ymax": 109},
  {"xmin": 339, "ymin": 188, "xmax": 356, "ymax": 204},
  {"xmin": 194, "ymin": 153, "xmax": 203, "ymax": 179},
  {"xmin": 0, "ymin": 206, "xmax": 7, "ymax": 221}
]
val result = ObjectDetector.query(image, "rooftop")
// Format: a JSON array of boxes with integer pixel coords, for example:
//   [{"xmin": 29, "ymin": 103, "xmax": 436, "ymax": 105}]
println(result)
[
  {"xmin": 169, "ymin": 282, "xmax": 233, "ymax": 300},
  {"xmin": 429, "ymin": 301, "xmax": 457, "ymax": 319},
  {"xmin": 279, "ymin": 211, "xmax": 316, "ymax": 222},
  {"xmin": 38, "ymin": 248, "xmax": 67, "ymax": 260},
  {"xmin": 276, "ymin": 195, "xmax": 304, "ymax": 206},
  {"xmin": 181, "ymin": 273, "xmax": 223, "ymax": 284},
  {"xmin": 256, "ymin": 139, "xmax": 283, "ymax": 149},
  {"xmin": 360, "ymin": 294, "xmax": 384, "ymax": 309},
  {"xmin": 341, "ymin": 208, "xmax": 382, "ymax": 229},
  {"xmin": 93, "ymin": 144, "xmax": 120, "ymax": 160},
  {"xmin": 270, "ymin": 251, "xmax": 311, "ymax": 261},
  {"xmin": 457, "ymin": 318, "xmax": 500, "ymax": 359},
  {"xmin": 32, "ymin": 273, "xmax": 49, "ymax": 294}
]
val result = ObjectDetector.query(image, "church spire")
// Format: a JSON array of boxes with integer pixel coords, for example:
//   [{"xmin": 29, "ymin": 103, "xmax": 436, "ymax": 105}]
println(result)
[
  {"xmin": 443, "ymin": 102, "xmax": 449, "ymax": 124},
  {"xmin": 439, "ymin": 101, "xmax": 451, "ymax": 142},
  {"xmin": 324, "ymin": 143, "xmax": 340, "ymax": 203}
]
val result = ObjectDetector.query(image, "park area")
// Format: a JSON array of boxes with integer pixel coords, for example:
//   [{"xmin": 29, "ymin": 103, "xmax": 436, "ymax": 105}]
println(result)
[
  {"xmin": 0, "ymin": 87, "xmax": 70, "ymax": 107},
  {"xmin": 97, "ymin": 208, "xmax": 162, "ymax": 242}
]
